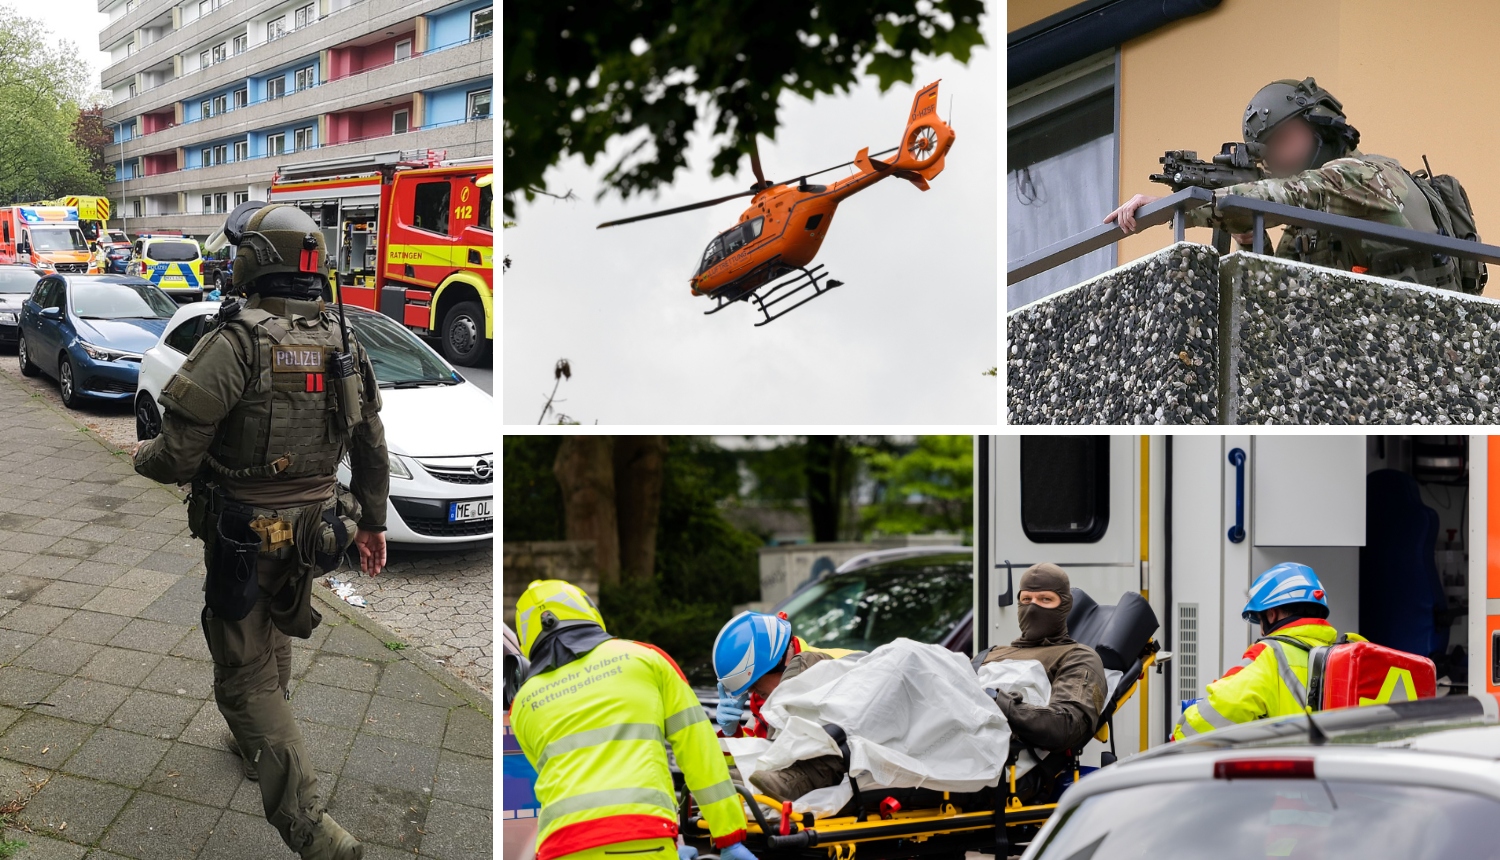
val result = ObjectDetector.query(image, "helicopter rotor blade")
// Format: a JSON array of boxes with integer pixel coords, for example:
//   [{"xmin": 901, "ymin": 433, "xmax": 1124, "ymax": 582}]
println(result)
[
  {"xmin": 749, "ymin": 138, "xmax": 768, "ymax": 190},
  {"xmin": 777, "ymin": 146, "xmax": 899, "ymax": 185},
  {"xmin": 596, "ymin": 144, "xmax": 903, "ymax": 229},
  {"xmin": 596, "ymin": 189, "xmax": 758, "ymax": 229}
]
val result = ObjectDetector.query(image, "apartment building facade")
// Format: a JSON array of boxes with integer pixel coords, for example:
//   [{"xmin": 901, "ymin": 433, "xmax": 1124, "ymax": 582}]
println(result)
[{"xmin": 101, "ymin": 0, "xmax": 493, "ymax": 238}]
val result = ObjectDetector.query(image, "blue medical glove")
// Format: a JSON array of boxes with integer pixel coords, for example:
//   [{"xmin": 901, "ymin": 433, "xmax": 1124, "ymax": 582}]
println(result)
[
  {"xmin": 716, "ymin": 682, "xmax": 748, "ymax": 735},
  {"xmin": 678, "ymin": 846, "xmax": 699, "ymax": 860},
  {"xmin": 720, "ymin": 841, "xmax": 759, "ymax": 860}
]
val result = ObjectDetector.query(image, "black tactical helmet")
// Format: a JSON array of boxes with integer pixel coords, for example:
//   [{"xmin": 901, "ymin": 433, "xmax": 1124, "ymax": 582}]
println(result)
[
  {"xmin": 1243, "ymin": 77, "xmax": 1360, "ymax": 170},
  {"xmin": 208, "ymin": 201, "xmax": 328, "ymax": 296}
]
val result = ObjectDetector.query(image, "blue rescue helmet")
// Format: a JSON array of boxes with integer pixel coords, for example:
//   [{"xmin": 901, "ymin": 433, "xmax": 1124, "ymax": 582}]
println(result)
[
  {"xmin": 1242, "ymin": 562, "xmax": 1330, "ymax": 624},
  {"xmin": 713, "ymin": 611, "xmax": 793, "ymax": 697}
]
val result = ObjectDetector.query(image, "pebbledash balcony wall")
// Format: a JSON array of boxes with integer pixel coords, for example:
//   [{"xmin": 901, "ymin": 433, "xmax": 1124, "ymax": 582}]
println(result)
[{"xmin": 1007, "ymin": 242, "xmax": 1500, "ymax": 425}]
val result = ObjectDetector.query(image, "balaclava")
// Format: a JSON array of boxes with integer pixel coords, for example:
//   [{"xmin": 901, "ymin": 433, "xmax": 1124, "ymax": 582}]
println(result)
[{"xmin": 1013, "ymin": 562, "xmax": 1076, "ymax": 647}]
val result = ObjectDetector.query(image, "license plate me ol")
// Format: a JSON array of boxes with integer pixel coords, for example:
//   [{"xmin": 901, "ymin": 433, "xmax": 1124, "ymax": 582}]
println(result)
[{"xmin": 448, "ymin": 499, "xmax": 492, "ymax": 522}]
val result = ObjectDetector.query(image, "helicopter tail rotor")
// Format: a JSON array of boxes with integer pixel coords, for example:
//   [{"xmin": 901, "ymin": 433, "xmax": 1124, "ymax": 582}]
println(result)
[{"xmin": 889, "ymin": 80, "xmax": 956, "ymax": 184}]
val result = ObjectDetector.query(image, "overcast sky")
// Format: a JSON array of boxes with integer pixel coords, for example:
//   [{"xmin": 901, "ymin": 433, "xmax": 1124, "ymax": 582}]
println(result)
[
  {"xmin": 503, "ymin": 20, "xmax": 997, "ymax": 425},
  {"xmin": 14, "ymin": 1, "xmax": 113, "ymax": 96}
]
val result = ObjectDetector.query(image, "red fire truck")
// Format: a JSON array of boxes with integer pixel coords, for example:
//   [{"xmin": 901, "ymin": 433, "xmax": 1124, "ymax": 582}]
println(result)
[{"xmin": 269, "ymin": 150, "xmax": 493, "ymax": 366}]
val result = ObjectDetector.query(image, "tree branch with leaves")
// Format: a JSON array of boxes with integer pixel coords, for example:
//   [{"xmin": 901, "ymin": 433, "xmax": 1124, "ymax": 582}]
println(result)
[{"xmin": 503, "ymin": 0, "xmax": 986, "ymax": 219}]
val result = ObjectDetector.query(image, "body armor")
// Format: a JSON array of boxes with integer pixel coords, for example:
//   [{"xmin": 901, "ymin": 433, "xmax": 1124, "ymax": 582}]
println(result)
[{"xmin": 164, "ymin": 302, "xmax": 367, "ymax": 484}]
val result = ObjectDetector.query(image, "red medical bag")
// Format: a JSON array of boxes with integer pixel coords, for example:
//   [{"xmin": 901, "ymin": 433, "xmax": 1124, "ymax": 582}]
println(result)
[{"xmin": 1306, "ymin": 639, "xmax": 1436, "ymax": 710}]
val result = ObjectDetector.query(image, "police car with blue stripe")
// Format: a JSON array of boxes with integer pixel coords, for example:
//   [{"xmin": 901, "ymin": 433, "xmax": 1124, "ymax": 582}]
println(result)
[{"xmin": 130, "ymin": 234, "xmax": 204, "ymax": 302}]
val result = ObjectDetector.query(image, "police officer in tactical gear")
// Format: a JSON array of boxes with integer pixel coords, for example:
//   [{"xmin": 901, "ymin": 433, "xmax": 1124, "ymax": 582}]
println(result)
[
  {"xmin": 133, "ymin": 201, "xmax": 388, "ymax": 860},
  {"xmin": 1106, "ymin": 77, "xmax": 1463, "ymax": 289}
]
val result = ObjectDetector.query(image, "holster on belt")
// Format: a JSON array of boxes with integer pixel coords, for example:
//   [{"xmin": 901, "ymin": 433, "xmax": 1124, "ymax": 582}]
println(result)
[{"xmin": 205, "ymin": 487, "xmax": 262, "ymax": 622}]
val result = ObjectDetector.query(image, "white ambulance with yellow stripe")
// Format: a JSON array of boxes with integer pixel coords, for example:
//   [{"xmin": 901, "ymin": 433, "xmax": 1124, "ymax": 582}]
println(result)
[
  {"xmin": 269, "ymin": 150, "xmax": 493, "ymax": 366},
  {"xmin": 131, "ymin": 234, "xmax": 205, "ymax": 302},
  {"xmin": 980, "ymin": 434, "xmax": 1498, "ymax": 766}
]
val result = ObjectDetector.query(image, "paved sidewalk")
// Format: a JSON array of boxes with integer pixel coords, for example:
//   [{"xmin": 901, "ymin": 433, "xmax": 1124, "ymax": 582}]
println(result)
[
  {"xmin": 0, "ymin": 357, "xmax": 496, "ymax": 698},
  {"xmin": 0, "ymin": 371, "xmax": 493, "ymax": 859}
]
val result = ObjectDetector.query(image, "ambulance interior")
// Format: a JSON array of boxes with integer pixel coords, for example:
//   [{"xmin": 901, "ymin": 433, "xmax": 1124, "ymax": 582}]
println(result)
[
  {"xmin": 1346, "ymin": 436, "xmax": 1467, "ymax": 690},
  {"xmin": 1179, "ymin": 435, "xmax": 1469, "ymax": 707}
]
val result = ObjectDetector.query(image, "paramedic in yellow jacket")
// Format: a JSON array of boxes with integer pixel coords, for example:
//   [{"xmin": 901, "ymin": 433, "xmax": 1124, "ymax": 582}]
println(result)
[
  {"xmin": 512, "ymin": 580, "xmax": 757, "ymax": 860},
  {"xmin": 1174, "ymin": 563, "xmax": 1365, "ymax": 739}
]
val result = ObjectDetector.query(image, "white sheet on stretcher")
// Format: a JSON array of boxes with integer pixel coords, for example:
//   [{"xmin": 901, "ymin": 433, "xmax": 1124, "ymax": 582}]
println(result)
[{"xmin": 722, "ymin": 639, "xmax": 1061, "ymax": 817}]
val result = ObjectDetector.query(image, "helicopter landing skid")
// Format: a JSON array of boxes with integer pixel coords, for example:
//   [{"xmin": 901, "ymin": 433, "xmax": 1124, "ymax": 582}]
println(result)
[{"xmin": 702, "ymin": 264, "xmax": 845, "ymax": 326}]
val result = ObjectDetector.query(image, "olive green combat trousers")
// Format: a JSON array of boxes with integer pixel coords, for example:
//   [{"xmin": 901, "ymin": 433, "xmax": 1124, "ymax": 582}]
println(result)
[{"xmin": 201, "ymin": 549, "xmax": 324, "ymax": 854}]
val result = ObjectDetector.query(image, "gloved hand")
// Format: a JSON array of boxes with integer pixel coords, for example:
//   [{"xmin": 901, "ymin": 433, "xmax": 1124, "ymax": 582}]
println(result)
[
  {"xmin": 720, "ymin": 841, "xmax": 759, "ymax": 860},
  {"xmin": 716, "ymin": 682, "xmax": 749, "ymax": 735},
  {"xmin": 678, "ymin": 845, "xmax": 699, "ymax": 860}
]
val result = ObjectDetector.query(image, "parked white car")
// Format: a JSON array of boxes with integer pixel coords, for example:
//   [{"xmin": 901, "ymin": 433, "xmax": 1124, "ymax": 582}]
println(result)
[{"xmin": 136, "ymin": 300, "xmax": 492, "ymax": 547}]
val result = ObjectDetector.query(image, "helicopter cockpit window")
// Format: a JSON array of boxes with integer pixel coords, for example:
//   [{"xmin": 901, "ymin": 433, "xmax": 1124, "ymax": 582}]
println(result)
[
  {"xmin": 698, "ymin": 236, "xmax": 725, "ymax": 275},
  {"xmin": 696, "ymin": 217, "xmax": 764, "ymax": 277}
]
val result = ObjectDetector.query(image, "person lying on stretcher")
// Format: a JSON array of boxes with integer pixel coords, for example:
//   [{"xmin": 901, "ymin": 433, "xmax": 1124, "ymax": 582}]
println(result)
[{"xmin": 715, "ymin": 563, "xmax": 1108, "ymax": 804}]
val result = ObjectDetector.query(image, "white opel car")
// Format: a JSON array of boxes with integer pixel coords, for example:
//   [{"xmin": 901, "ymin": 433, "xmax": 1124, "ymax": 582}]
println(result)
[{"xmin": 137, "ymin": 301, "xmax": 492, "ymax": 547}]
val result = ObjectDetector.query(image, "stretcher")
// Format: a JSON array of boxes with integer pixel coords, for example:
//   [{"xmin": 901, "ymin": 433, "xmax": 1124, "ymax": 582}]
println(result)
[{"xmin": 681, "ymin": 590, "xmax": 1163, "ymax": 860}]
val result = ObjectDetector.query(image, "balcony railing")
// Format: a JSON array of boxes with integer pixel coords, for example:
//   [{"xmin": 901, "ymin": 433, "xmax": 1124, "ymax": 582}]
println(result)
[
  {"xmin": 112, "ymin": 31, "xmax": 489, "ymax": 140},
  {"xmin": 110, "ymin": 114, "xmax": 491, "ymax": 182},
  {"xmin": 1008, "ymin": 186, "xmax": 1500, "ymax": 286}
]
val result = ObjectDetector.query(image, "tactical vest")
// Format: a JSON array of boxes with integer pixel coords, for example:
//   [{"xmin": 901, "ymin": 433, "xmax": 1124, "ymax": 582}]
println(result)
[
  {"xmin": 1279, "ymin": 154, "xmax": 1461, "ymax": 291},
  {"xmin": 206, "ymin": 305, "xmax": 352, "ymax": 480}
]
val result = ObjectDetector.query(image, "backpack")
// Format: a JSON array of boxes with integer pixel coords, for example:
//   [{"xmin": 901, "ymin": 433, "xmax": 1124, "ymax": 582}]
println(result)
[
  {"xmin": 1408, "ymin": 159, "xmax": 1488, "ymax": 295},
  {"xmin": 1259, "ymin": 634, "xmax": 1436, "ymax": 711}
]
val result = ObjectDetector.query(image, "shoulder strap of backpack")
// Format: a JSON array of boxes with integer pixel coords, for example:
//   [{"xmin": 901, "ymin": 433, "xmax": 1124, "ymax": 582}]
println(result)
[{"xmin": 1258, "ymin": 634, "xmax": 1314, "ymax": 652}]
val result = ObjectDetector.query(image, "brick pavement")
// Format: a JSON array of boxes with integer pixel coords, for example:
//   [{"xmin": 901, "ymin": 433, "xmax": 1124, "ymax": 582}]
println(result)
[
  {"xmin": 0, "ymin": 369, "xmax": 493, "ymax": 859},
  {"xmin": 0, "ymin": 352, "xmax": 495, "ymax": 700}
]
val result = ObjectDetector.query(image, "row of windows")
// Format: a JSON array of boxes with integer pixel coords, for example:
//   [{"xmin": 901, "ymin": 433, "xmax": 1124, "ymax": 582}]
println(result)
[
  {"xmin": 198, "ymin": 125, "xmax": 313, "ymax": 166},
  {"xmin": 197, "ymin": 65, "xmax": 312, "ymax": 119},
  {"xmin": 201, "ymin": 190, "xmax": 251, "ymax": 215},
  {"xmin": 190, "ymin": 87, "xmax": 489, "ymax": 158},
  {"xmin": 115, "ymin": 6, "xmax": 492, "ymax": 114}
]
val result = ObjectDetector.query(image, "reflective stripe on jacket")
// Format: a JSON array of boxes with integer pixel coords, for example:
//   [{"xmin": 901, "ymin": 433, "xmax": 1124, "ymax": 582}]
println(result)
[
  {"xmin": 513, "ymin": 638, "xmax": 747, "ymax": 860},
  {"xmin": 1172, "ymin": 620, "xmax": 1367, "ymax": 739}
]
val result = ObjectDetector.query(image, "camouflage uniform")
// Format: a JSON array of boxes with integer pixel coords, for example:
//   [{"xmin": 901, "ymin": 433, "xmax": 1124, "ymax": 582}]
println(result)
[
  {"xmin": 1187, "ymin": 150, "xmax": 1461, "ymax": 290},
  {"xmin": 134, "ymin": 204, "xmax": 386, "ymax": 860}
]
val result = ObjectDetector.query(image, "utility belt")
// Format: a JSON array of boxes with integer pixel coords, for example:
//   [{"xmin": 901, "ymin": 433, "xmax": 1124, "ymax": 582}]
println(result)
[{"xmin": 189, "ymin": 479, "xmax": 359, "ymax": 621}]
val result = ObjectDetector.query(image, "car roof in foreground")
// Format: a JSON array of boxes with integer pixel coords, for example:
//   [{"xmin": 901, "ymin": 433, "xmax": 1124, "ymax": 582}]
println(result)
[
  {"xmin": 1130, "ymin": 693, "xmax": 1500, "ymax": 764},
  {"xmin": 1035, "ymin": 695, "xmax": 1500, "ymax": 831},
  {"xmin": 50, "ymin": 273, "xmax": 155, "ymax": 287}
]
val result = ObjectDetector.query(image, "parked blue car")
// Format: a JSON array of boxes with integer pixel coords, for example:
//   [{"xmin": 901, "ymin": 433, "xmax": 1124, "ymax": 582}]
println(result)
[
  {"xmin": 104, "ymin": 245, "xmax": 133, "ymax": 275},
  {"xmin": 17, "ymin": 274, "xmax": 177, "ymax": 409}
]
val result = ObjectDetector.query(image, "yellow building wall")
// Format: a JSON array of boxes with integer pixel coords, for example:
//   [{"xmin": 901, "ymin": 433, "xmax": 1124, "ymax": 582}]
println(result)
[
  {"xmin": 1008, "ymin": 0, "xmax": 1080, "ymax": 32},
  {"xmin": 1010, "ymin": 0, "xmax": 1500, "ymax": 298}
]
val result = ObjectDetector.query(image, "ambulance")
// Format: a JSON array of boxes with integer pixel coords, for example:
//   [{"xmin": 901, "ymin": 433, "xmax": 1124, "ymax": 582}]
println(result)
[
  {"xmin": 26, "ymin": 196, "xmax": 115, "ymax": 247},
  {"xmin": 269, "ymin": 150, "xmax": 494, "ymax": 366},
  {"xmin": 0, "ymin": 206, "xmax": 97, "ymax": 273},
  {"xmin": 977, "ymin": 434, "xmax": 1490, "ymax": 765},
  {"xmin": 130, "ymin": 233, "xmax": 205, "ymax": 302}
]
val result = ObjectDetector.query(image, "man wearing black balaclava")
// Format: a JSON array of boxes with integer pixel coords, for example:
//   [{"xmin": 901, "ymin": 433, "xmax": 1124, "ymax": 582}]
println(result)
[{"xmin": 979, "ymin": 563, "xmax": 1107, "ymax": 753}]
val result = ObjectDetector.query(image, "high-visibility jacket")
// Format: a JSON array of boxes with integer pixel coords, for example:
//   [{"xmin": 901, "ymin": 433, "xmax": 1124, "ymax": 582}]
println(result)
[
  {"xmin": 728, "ymin": 636, "xmax": 858, "ymax": 739},
  {"xmin": 512, "ymin": 638, "xmax": 747, "ymax": 860},
  {"xmin": 1174, "ymin": 620, "xmax": 1367, "ymax": 739}
]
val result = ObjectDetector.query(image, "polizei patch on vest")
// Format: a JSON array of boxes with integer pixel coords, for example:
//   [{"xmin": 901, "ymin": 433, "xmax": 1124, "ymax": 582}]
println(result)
[{"xmin": 271, "ymin": 346, "xmax": 326, "ymax": 373}]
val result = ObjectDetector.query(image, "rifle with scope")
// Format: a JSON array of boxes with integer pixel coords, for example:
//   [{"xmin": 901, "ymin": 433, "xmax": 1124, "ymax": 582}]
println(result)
[{"xmin": 1148, "ymin": 142, "xmax": 1269, "ymax": 252}]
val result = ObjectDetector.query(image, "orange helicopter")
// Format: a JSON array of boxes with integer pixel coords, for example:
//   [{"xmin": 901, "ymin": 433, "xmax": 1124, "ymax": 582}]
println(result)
[{"xmin": 598, "ymin": 80, "xmax": 956, "ymax": 325}]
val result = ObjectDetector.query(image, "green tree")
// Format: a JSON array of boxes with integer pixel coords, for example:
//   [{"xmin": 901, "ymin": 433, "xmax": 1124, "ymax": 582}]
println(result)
[
  {"xmin": 0, "ymin": 7, "xmax": 109, "ymax": 202},
  {"xmin": 859, "ymin": 435, "xmax": 973, "ymax": 539},
  {"xmin": 503, "ymin": 0, "xmax": 986, "ymax": 218},
  {"xmin": 502, "ymin": 435, "xmax": 566, "ymax": 542},
  {"xmin": 503, "ymin": 436, "xmax": 761, "ymax": 666},
  {"xmin": 602, "ymin": 437, "xmax": 760, "ymax": 664}
]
